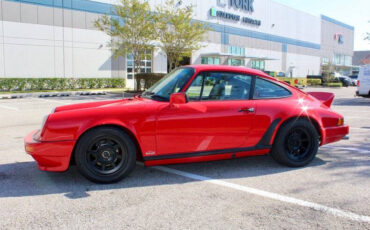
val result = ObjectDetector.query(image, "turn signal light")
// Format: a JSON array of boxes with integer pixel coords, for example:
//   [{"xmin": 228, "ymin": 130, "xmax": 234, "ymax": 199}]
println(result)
[
  {"xmin": 337, "ymin": 118, "xmax": 344, "ymax": 126},
  {"xmin": 25, "ymin": 145, "xmax": 34, "ymax": 153}
]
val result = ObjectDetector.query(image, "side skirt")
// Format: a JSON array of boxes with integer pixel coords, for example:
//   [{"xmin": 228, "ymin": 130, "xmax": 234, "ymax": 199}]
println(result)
[{"xmin": 143, "ymin": 146, "xmax": 271, "ymax": 167}]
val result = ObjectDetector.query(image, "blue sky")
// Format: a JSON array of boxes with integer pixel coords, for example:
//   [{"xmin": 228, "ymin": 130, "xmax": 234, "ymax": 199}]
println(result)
[{"xmin": 273, "ymin": 0, "xmax": 370, "ymax": 51}]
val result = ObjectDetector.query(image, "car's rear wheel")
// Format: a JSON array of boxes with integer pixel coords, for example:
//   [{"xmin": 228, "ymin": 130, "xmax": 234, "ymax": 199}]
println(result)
[
  {"xmin": 75, "ymin": 127, "xmax": 136, "ymax": 183},
  {"xmin": 271, "ymin": 119, "xmax": 319, "ymax": 167}
]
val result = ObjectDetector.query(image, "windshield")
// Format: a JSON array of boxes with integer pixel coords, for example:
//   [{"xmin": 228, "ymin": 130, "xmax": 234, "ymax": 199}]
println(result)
[{"xmin": 142, "ymin": 67, "xmax": 195, "ymax": 101}]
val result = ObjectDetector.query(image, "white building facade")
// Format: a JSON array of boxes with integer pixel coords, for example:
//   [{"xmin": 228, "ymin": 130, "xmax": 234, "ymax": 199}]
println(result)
[{"xmin": 0, "ymin": 0, "xmax": 354, "ymax": 89}]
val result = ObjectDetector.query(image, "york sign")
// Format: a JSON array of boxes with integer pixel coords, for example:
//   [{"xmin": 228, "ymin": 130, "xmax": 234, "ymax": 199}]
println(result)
[{"xmin": 218, "ymin": 0, "xmax": 255, "ymax": 12}]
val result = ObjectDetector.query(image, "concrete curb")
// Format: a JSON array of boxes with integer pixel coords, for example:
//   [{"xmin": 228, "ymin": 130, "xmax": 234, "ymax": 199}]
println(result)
[{"xmin": 0, "ymin": 90, "xmax": 110, "ymax": 100}]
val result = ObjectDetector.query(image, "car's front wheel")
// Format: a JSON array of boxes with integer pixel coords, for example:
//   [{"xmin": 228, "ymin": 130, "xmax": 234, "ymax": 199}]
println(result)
[
  {"xmin": 75, "ymin": 127, "xmax": 137, "ymax": 183},
  {"xmin": 271, "ymin": 119, "xmax": 319, "ymax": 167}
]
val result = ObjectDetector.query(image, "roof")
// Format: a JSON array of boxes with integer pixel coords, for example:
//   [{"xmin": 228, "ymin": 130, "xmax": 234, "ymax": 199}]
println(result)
[
  {"xmin": 185, "ymin": 65, "xmax": 275, "ymax": 81},
  {"xmin": 353, "ymin": 51, "xmax": 370, "ymax": 66}
]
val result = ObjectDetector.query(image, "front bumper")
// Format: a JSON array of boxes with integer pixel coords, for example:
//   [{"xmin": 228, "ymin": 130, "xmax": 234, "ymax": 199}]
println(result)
[
  {"xmin": 321, "ymin": 125, "xmax": 349, "ymax": 145},
  {"xmin": 24, "ymin": 130, "xmax": 76, "ymax": 172}
]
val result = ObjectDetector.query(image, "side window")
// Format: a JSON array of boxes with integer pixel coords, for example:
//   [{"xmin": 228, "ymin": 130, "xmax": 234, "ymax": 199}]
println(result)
[
  {"xmin": 186, "ymin": 74, "xmax": 204, "ymax": 101},
  {"xmin": 186, "ymin": 72, "xmax": 252, "ymax": 101},
  {"xmin": 253, "ymin": 78, "xmax": 291, "ymax": 99}
]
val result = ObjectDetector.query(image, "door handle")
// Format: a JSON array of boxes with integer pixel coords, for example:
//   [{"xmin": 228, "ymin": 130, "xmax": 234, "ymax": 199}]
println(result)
[{"xmin": 239, "ymin": 107, "xmax": 255, "ymax": 113}]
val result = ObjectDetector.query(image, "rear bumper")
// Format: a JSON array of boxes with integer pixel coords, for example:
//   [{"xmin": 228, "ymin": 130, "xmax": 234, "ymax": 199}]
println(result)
[
  {"xmin": 24, "ymin": 130, "xmax": 75, "ymax": 172},
  {"xmin": 321, "ymin": 125, "xmax": 349, "ymax": 145}
]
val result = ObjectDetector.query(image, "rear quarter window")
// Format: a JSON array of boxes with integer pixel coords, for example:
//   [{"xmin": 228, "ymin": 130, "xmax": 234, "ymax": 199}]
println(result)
[{"xmin": 253, "ymin": 78, "xmax": 291, "ymax": 99}]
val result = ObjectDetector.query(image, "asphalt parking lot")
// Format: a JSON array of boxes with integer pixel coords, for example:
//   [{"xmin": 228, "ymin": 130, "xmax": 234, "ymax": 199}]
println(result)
[{"xmin": 0, "ymin": 87, "xmax": 369, "ymax": 229}]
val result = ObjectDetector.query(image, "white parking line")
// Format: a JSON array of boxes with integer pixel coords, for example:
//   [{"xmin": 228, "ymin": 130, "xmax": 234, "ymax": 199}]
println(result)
[
  {"xmin": 33, "ymin": 98, "xmax": 70, "ymax": 105},
  {"xmin": 137, "ymin": 162, "xmax": 370, "ymax": 223},
  {"xmin": 0, "ymin": 104, "xmax": 19, "ymax": 111}
]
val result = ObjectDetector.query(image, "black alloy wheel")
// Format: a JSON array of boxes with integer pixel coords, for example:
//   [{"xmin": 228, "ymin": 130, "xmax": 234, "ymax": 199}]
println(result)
[
  {"xmin": 75, "ymin": 127, "xmax": 137, "ymax": 183},
  {"xmin": 285, "ymin": 127, "xmax": 312, "ymax": 161},
  {"xmin": 271, "ymin": 119, "xmax": 319, "ymax": 167},
  {"xmin": 86, "ymin": 137, "xmax": 126, "ymax": 175}
]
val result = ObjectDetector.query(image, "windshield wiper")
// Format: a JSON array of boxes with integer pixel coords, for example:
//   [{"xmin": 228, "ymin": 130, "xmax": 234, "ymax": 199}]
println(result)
[
  {"xmin": 143, "ymin": 91, "xmax": 155, "ymax": 95},
  {"xmin": 150, "ymin": 94, "xmax": 168, "ymax": 101}
]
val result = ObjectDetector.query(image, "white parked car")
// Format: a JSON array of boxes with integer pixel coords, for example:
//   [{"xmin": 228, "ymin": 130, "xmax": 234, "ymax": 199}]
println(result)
[{"xmin": 356, "ymin": 65, "xmax": 370, "ymax": 97}]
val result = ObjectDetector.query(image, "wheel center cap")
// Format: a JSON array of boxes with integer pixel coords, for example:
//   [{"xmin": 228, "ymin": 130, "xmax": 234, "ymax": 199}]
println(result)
[
  {"xmin": 97, "ymin": 146, "xmax": 117, "ymax": 164},
  {"xmin": 102, "ymin": 151, "xmax": 111, "ymax": 159}
]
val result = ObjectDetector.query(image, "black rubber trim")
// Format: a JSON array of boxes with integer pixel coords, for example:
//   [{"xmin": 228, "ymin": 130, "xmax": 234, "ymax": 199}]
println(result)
[
  {"xmin": 256, "ymin": 118, "xmax": 282, "ymax": 146},
  {"xmin": 143, "ymin": 145, "xmax": 271, "ymax": 161},
  {"xmin": 249, "ymin": 75, "xmax": 256, "ymax": 100}
]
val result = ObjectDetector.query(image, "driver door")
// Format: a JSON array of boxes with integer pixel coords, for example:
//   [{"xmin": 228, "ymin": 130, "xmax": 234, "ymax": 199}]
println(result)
[{"xmin": 155, "ymin": 72, "xmax": 256, "ymax": 156}]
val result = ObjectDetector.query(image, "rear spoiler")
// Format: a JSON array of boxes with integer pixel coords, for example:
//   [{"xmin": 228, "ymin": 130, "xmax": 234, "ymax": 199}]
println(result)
[{"xmin": 307, "ymin": 92, "xmax": 335, "ymax": 107}]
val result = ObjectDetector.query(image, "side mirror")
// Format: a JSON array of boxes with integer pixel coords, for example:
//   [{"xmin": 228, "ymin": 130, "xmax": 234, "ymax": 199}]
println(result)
[{"xmin": 169, "ymin": 92, "xmax": 187, "ymax": 105}]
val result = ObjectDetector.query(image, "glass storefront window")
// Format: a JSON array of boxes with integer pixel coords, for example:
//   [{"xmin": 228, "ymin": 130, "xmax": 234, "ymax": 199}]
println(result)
[
  {"xmin": 322, "ymin": 57, "xmax": 329, "ymax": 65},
  {"xmin": 227, "ymin": 46, "xmax": 245, "ymax": 56},
  {"xmin": 228, "ymin": 59, "xmax": 245, "ymax": 66},
  {"xmin": 241, "ymin": 48, "xmax": 245, "ymax": 56},
  {"xmin": 333, "ymin": 53, "xmax": 352, "ymax": 66},
  {"xmin": 126, "ymin": 50, "xmax": 152, "ymax": 80},
  {"xmin": 201, "ymin": 57, "xmax": 221, "ymax": 65},
  {"xmin": 345, "ymin": 56, "xmax": 352, "ymax": 67},
  {"xmin": 251, "ymin": 60, "xmax": 265, "ymax": 70}
]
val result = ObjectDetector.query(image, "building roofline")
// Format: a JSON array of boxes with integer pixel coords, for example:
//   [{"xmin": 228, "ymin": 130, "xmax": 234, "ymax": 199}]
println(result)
[
  {"xmin": 3, "ymin": 0, "xmax": 321, "ymax": 50},
  {"xmin": 321, "ymin": 15, "xmax": 354, "ymax": 31}
]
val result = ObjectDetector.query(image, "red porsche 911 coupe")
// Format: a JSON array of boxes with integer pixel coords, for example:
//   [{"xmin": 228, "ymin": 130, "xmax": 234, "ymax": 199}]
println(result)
[{"xmin": 25, "ymin": 65, "xmax": 349, "ymax": 183}]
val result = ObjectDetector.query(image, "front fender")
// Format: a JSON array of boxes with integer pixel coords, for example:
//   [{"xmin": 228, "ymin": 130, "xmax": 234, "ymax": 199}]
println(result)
[
  {"xmin": 75, "ymin": 119, "xmax": 138, "ymax": 142},
  {"xmin": 42, "ymin": 103, "xmax": 158, "ymax": 158}
]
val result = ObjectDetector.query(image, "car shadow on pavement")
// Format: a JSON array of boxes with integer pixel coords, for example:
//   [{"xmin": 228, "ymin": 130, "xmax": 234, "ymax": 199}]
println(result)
[
  {"xmin": 333, "ymin": 98, "xmax": 370, "ymax": 107},
  {"xmin": 0, "ymin": 155, "xmax": 326, "ymax": 199}
]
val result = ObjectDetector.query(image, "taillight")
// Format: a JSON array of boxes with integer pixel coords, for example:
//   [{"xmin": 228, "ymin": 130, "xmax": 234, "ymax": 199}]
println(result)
[
  {"xmin": 357, "ymin": 80, "xmax": 360, "ymax": 87},
  {"xmin": 337, "ymin": 118, "xmax": 344, "ymax": 126}
]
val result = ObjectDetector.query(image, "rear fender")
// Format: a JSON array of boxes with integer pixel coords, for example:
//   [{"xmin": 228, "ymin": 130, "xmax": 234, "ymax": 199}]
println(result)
[{"xmin": 271, "ymin": 115, "xmax": 324, "ymax": 146}]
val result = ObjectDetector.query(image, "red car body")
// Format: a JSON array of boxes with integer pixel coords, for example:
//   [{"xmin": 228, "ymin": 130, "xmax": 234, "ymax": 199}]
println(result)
[{"xmin": 25, "ymin": 65, "xmax": 349, "ymax": 172}]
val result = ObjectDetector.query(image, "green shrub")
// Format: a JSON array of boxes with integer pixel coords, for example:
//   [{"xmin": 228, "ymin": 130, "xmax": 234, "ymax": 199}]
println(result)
[
  {"xmin": 110, "ymin": 78, "xmax": 125, "ymax": 88},
  {"xmin": 307, "ymin": 78, "xmax": 322, "ymax": 86},
  {"xmin": 323, "ymin": 82, "xmax": 342, "ymax": 87},
  {"xmin": 0, "ymin": 78, "xmax": 126, "ymax": 92},
  {"xmin": 136, "ymin": 73, "xmax": 166, "ymax": 91}
]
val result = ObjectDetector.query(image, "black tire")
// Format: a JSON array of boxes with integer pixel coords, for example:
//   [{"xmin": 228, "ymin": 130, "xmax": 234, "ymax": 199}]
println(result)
[
  {"xmin": 75, "ymin": 127, "xmax": 136, "ymax": 183},
  {"xmin": 271, "ymin": 119, "xmax": 319, "ymax": 167}
]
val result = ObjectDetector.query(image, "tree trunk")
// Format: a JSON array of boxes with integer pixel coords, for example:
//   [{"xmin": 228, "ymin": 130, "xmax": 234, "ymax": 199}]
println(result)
[
  {"xmin": 174, "ymin": 57, "xmax": 180, "ymax": 69},
  {"xmin": 168, "ymin": 55, "xmax": 173, "ymax": 72},
  {"xmin": 133, "ymin": 54, "xmax": 141, "ymax": 91}
]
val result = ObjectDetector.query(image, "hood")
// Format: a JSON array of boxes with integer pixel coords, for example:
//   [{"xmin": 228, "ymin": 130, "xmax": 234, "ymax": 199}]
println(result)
[{"xmin": 54, "ymin": 98, "xmax": 150, "ymax": 113}]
